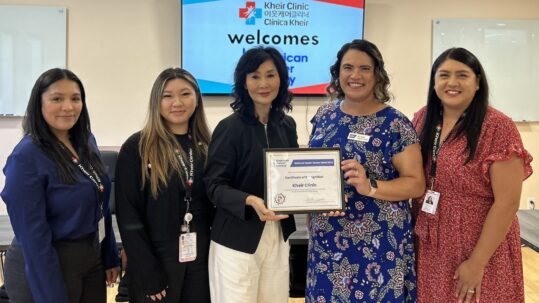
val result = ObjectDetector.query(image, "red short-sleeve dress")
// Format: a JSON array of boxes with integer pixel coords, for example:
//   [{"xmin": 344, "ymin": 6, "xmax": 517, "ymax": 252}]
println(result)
[{"xmin": 412, "ymin": 106, "xmax": 533, "ymax": 303}]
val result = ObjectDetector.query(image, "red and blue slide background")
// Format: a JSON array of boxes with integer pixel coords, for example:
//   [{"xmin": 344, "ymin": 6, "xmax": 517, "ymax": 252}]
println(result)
[{"xmin": 182, "ymin": 0, "xmax": 364, "ymax": 95}]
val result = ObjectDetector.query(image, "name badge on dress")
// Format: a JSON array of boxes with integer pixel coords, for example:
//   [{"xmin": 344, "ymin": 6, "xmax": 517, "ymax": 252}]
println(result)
[
  {"xmin": 347, "ymin": 132, "xmax": 371, "ymax": 143},
  {"xmin": 421, "ymin": 190, "xmax": 440, "ymax": 215},
  {"xmin": 179, "ymin": 233, "xmax": 197, "ymax": 263},
  {"xmin": 98, "ymin": 217, "xmax": 105, "ymax": 243}
]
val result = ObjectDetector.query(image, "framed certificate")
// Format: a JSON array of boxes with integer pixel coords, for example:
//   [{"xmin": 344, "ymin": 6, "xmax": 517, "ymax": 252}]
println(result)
[{"xmin": 264, "ymin": 148, "xmax": 344, "ymax": 214}]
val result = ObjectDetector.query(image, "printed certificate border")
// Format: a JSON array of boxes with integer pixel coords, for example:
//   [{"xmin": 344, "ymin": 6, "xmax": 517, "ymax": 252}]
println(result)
[{"xmin": 263, "ymin": 147, "xmax": 344, "ymax": 214}]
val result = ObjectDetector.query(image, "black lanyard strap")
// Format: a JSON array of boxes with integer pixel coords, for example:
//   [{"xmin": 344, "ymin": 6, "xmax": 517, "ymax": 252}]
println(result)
[
  {"xmin": 175, "ymin": 147, "xmax": 194, "ymax": 213},
  {"xmin": 430, "ymin": 124, "xmax": 443, "ymax": 180},
  {"xmin": 58, "ymin": 142, "xmax": 105, "ymax": 217},
  {"xmin": 429, "ymin": 112, "xmax": 466, "ymax": 189},
  {"xmin": 72, "ymin": 157, "xmax": 103, "ymax": 192}
]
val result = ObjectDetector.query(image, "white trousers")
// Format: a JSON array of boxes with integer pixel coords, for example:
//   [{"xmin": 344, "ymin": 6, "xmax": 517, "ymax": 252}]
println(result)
[{"xmin": 208, "ymin": 221, "xmax": 290, "ymax": 303}]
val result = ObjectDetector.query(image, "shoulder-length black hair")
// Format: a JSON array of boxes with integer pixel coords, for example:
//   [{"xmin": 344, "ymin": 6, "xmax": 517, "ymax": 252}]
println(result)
[
  {"xmin": 419, "ymin": 47, "xmax": 489, "ymax": 164},
  {"xmin": 23, "ymin": 68, "xmax": 105, "ymax": 184},
  {"xmin": 326, "ymin": 39, "xmax": 391, "ymax": 103},
  {"xmin": 231, "ymin": 46, "xmax": 293, "ymax": 120}
]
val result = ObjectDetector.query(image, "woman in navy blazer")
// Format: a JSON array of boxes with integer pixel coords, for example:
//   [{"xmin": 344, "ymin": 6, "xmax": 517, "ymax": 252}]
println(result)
[{"xmin": 1, "ymin": 68, "xmax": 120, "ymax": 303}]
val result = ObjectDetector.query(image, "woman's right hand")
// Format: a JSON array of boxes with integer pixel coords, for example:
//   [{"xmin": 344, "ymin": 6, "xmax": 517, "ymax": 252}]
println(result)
[
  {"xmin": 148, "ymin": 289, "xmax": 167, "ymax": 301},
  {"xmin": 246, "ymin": 195, "xmax": 289, "ymax": 221}
]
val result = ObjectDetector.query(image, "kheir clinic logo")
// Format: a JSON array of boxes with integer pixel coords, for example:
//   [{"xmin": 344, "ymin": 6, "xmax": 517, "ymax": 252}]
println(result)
[{"xmin": 239, "ymin": 1, "xmax": 262, "ymax": 25}]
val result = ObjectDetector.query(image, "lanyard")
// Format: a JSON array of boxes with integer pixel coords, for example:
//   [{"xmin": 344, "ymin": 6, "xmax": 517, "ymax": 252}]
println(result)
[
  {"xmin": 429, "ymin": 124, "xmax": 443, "ymax": 190},
  {"xmin": 175, "ymin": 145, "xmax": 194, "ymax": 233},
  {"xmin": 429, "ymin": 113, "xmax": 466, "ymax": 190},
  {"xmin": 72, "ymin": 157, "xmax": 104, "ymax": 193},
  {"xmin": 174, "ymin": 147, "xmax": 194, "ymax": 212},
  {"xmin": 59, "ymin": 143, "xmax": 105, "ymax": 218}
]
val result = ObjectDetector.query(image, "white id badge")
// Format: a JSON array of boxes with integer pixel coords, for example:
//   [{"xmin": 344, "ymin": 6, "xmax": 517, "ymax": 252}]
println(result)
[
  {"xmin": 98, "ymin": 217, "xmax": 105, "ymax": 243},
  {"xmin": 421, "ymin": 190, "xmax": 440, "ymax": 214},
  {"xmin": 179, "ymin": 232, "xmax": 197, "ymax": 263},
  {"xmin": 347, "ymin": 132, "xmax": 371, "ymax": 142}
]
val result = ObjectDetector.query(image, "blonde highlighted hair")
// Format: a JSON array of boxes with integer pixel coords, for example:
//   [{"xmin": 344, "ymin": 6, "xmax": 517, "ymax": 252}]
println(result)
[{"xmin": 139, "ymin": 68, "xmax": 211, "ymax": 198}]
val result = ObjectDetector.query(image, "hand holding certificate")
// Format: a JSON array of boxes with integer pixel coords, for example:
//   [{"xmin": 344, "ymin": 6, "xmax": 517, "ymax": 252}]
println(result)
[
  {"xmin": 264, "ymin": 148, "xmax": 344, "ymax": 214},
  {"xmin": 246, "ymin": 195, "xmax": 290, "ymax": 221}
]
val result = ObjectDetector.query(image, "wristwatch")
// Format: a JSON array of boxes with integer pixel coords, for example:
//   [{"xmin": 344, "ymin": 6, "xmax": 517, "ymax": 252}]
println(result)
[{"xmin": 368, "ymin": 178, "xmax": 378, "ymax": 197}]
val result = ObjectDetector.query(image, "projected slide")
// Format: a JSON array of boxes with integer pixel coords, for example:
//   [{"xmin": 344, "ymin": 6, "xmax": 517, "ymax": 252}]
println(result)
[{"xmin": 182, "ymin": 0, "xmax": 364, "ymax": 95}]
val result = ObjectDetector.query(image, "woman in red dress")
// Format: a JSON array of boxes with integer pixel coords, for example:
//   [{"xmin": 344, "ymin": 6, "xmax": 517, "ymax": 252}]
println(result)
[{"xmin": 412, "ymin": 48, "xmax": 533, "ymax": 303}]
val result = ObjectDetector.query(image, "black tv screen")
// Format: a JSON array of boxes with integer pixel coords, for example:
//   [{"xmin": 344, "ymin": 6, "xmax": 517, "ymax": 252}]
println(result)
[{"xmin": 181, "ymin": 0, "xmax": 365, "ymax": 95}]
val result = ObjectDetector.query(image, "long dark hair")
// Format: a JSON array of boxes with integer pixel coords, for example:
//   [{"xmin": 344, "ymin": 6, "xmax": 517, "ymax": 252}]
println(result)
[
  {"xmin": 23, "ymin": 68, "xmax": 105, "ymax": 184},
  {"xmin": 419, "ymin": 47, "xmax": 489, "ymax": 164},
  {"xmin": 140, "ymin": 67, "xmax": 211, "ymax": 198},
  {"xmin": 326, "ymin": 39, "xmax": 391, "ymax": 103},
  {"xmin": 231, "ymin": 46, "xmax": 293, "ymax": 120}
]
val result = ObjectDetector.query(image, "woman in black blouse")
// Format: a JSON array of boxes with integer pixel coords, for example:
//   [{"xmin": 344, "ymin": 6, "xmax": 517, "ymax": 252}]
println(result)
[{"xmin": 115, "ymin": 68, "xmax": 212, "ymax": 302}]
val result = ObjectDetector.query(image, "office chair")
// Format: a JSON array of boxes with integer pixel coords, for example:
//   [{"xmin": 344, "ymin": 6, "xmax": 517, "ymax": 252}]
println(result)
[
  {"xmin": 99, "ymin": 150, "xmax": 130, "ymax": 302},
  {"xmin": 99, "ymin": 150, "xmax": 118, "ymax": 214}
]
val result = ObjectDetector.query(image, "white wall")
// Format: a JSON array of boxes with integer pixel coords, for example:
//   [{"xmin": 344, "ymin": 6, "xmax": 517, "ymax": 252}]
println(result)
[{"xmin": 0, "ymin": 0, "xmax": 537, "ymax": 214}]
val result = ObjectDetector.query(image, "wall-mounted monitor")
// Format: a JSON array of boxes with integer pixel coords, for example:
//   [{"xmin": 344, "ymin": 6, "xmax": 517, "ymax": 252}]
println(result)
[{"xmin": 181, "ymin": 0, "xmax": 365, "ymax": 95}]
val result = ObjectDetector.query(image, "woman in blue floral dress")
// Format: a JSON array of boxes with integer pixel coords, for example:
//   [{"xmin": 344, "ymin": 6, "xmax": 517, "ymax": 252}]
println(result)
[{"xmin": 306, "ymin": 40, "xmax": 425, "ymax": 303}]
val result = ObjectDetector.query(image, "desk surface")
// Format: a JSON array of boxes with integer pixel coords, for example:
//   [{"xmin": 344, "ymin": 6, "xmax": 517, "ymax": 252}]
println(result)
[
  {"xmin": 0, "ymin": 214, "xmax": 310, "ymax": 250},
  {"xmin": 3, "ymin": 212, "xmax": 534, "ymax": 251},
  {"xmin": 517, "ymin": 210, "xmax": 539, "ymax": 252}
]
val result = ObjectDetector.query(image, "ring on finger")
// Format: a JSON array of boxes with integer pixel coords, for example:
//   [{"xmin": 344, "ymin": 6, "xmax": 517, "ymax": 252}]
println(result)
[{"xmin": 467, "ymin": 289, "xmax": 475, "ymax": 294}]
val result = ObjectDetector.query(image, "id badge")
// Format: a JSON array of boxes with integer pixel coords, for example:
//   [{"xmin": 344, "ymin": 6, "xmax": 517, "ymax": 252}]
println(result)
[
  {"xmin": 98, "ymin": 217, "xmax": 105, "ymax": 243},
  {"xmin": 179, "ymin": 232, "xmax": 197, "ymax": 263},
  {"xmin": 421, "ymin": 190, "xmax": 440, "ymax": 215},
  {"xmin": 347, "ymin": 132, "xmax": 370, "ymax": 142}
]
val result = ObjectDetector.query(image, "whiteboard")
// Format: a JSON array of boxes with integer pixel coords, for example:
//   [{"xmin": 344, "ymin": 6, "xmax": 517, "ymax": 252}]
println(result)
[
  {"xmin": 0, "ymin": 5, "xmax": 66, "ymax": 117},
  {"xmin": 432, "ymin": 19, "xmax": 539, "ymax": 122}
]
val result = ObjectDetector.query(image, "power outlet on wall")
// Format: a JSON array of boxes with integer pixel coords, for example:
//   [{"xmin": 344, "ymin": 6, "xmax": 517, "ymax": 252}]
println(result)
[{"xmin": 528, "ymin": 197, "xmax": 536, "ymax": 210}]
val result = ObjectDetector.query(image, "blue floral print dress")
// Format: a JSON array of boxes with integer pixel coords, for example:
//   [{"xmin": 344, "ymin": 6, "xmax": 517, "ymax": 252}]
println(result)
[{"xmin": 306, "ymin": 100, "xmax": 418, "ymax": 303}]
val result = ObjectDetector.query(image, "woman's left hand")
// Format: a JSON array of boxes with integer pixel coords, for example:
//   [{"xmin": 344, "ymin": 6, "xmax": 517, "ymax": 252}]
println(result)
[
  {"xmin": 106, "ymin": 266, "xmax": 121, "ymax": 287},
  {"xmin": 453, "ymin": 258, "xmax": 484, "ymax": 303},
  {"xmin": 341, "ymin": 159, "xmax": 370, "ymax": 196}
]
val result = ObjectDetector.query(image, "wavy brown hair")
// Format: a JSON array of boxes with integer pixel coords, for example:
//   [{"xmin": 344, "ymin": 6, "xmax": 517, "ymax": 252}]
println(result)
[
  {"xmin": 139, "ymin": 68, "xmax": 211, "ymax": 198},
  {"xmin": 326, "ymin": 39, "xmax": 392, "ymax": 103}
]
